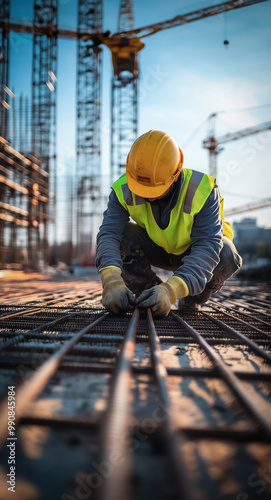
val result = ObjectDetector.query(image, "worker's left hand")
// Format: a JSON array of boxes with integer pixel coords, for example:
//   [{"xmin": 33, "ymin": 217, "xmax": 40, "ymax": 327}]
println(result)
[
  {"xmin": 99, "ymin": 266, "xmax": 135, "ymax": 314},
  {"xmin": 135, "ymin": 276, "xmax": 189, "ymax": 317}
]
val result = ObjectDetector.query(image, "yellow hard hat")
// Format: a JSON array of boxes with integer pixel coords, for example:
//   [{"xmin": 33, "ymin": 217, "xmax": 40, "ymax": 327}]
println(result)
[{"xmin": 126, "ymin": 130, "xmax": 183, "ymax": 198}]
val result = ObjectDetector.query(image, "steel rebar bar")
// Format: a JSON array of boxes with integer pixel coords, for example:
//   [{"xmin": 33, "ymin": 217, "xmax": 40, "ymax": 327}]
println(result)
[
  {"xmin": 147, "ymin": 308, "xmax": 191, "ymax": 500},
  {"xmin": 201, "ymin": 310, "xmax": 271, "ymax": 363},
  {"xmin": 0, "ymin": 312, "xmax": 108, "ymax": 447},
  {"xmin": 100, "ymin": 308, "xmax": 139, "ymax": 500},
  {"xmin": 171, "ymin": 312, "xmax": 271, "ymax": 439}
]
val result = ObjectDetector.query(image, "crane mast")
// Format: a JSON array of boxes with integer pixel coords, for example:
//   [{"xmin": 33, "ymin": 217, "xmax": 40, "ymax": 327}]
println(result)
[
  {"xmin": 76, "ymin": 0, "xmax": 103, "ymax": 260},
  {"xmin": 31, "ymin": 0, "xmax": 58, "ymax": 254},
  {"xmin": 106, "ymin": 0, "xmax": 144, "ymax": 184},
  {"xmin": 118, "ymin": 0, "xmax": 134, "ymax": 33}
]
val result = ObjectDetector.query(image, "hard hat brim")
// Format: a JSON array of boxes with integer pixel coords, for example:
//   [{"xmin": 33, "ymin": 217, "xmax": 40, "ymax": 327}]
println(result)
[{"xmin": 126, "ymin": 170, "xmax": 175, "ymax": 199}]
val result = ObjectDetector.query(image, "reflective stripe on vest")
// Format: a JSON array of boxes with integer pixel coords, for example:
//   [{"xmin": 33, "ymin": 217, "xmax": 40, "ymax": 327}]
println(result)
[
  {"xmin": 113, "ymin": 169, "xmax": 232, "ymax": 255},
  {"xmin": 183, "ymin": 170, "xmax": 204, "ymax": 214}
]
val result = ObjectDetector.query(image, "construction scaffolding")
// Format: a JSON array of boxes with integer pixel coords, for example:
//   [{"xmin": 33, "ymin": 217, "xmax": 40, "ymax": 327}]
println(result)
[
  {"xmin": 0, "ymin": 136, "xmax": 50, "ymax": 269},
  {"xmin": 75, "ymin": 0, "xmax": 103, "ymax": 260},
  {"xmin": 7, "ymin": 93, "xmax": 31, "ymax": 154}
]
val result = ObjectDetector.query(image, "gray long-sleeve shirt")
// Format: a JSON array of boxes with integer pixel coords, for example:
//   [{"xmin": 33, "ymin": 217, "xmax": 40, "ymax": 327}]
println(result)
[{"xmin": 96, "ymin": 171, "xmax": 223, "ymax": 296}]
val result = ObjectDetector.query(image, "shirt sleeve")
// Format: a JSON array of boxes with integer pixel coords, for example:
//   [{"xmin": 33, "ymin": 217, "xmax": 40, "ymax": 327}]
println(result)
[
  {"xmin": 174, "ymin": 187, "xmax": 223, "ymax": 296},
  {"xmin": 96, "ymin": 190, "xmax": 130, "ymax": 271}
]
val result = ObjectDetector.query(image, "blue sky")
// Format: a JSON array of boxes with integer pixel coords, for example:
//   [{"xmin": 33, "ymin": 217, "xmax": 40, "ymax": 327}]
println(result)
[{"xmin": 8, "ymin": 0, "xmax": 271, "ymax": 239}]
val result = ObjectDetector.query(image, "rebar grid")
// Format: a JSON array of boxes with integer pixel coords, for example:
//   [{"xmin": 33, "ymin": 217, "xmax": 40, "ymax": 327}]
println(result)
[{"xmin": 0, "ymin": 277, "xmax": 270, "ymax": 499}]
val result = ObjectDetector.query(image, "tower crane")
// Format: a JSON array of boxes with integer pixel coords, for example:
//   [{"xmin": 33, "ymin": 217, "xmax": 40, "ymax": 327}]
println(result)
[{"xmin": 203, "ymin": 117, "xmax": 271, "ymax": 177}]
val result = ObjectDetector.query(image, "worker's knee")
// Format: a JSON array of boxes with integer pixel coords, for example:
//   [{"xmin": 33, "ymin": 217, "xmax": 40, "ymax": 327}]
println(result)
[{"xmin": 219, "ymin": 236, "xmax": 242, "ymax": 276}]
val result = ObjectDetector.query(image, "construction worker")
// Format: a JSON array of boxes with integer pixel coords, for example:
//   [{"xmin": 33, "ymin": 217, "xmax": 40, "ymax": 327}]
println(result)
[{"xmin": 96, "ymin": 130, "xmax": 242, "ymax": 316}]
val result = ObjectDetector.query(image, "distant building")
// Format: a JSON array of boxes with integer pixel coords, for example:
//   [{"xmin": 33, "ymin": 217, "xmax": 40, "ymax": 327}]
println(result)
[{"xmin": 233, "ymin": 218, "xmax": 271, "ymax": 247}]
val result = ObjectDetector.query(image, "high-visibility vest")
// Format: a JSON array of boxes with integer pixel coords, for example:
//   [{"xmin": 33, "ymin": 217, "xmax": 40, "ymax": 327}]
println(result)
[{"xmin": 112, "ymin": 169, "xmax": 233, "ymax": 255}]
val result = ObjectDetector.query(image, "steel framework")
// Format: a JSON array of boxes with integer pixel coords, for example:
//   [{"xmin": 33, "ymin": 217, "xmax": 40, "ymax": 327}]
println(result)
[
  {"xmin": 76, "ymin": 0, "xmax": 103, "ymax": 259},
  {"xmin": 0, "ymin": 136, "xmax": 50, "ymax": 269},
  {"xmin": 0, "ymin": 0, "xmax": 10, "ymax": 139},
  {"xmin": 31, "ymin": 0, "xmax": 58, "ymax": 249}
]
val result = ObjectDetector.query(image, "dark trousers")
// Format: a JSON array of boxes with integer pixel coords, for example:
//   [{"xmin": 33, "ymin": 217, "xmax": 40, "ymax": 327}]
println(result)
[{"xmin": 120, "ymin": 222, "xmax": 242, "ymax": 305}]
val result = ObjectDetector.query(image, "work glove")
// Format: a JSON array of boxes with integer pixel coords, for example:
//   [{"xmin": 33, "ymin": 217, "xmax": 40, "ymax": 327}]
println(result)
[
  {"xmin": 135, "ymin": 276, "xmax": 189, "ymax": 317},
  {"xmin": 99, "ymin": 266, "xmax": 135, "ymax": 315}
]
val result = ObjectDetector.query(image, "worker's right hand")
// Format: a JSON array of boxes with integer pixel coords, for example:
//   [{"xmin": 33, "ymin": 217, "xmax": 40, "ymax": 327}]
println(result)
[{"xmin": 99, "ymin": 266, "xmax": 135, "ymax": 315}]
